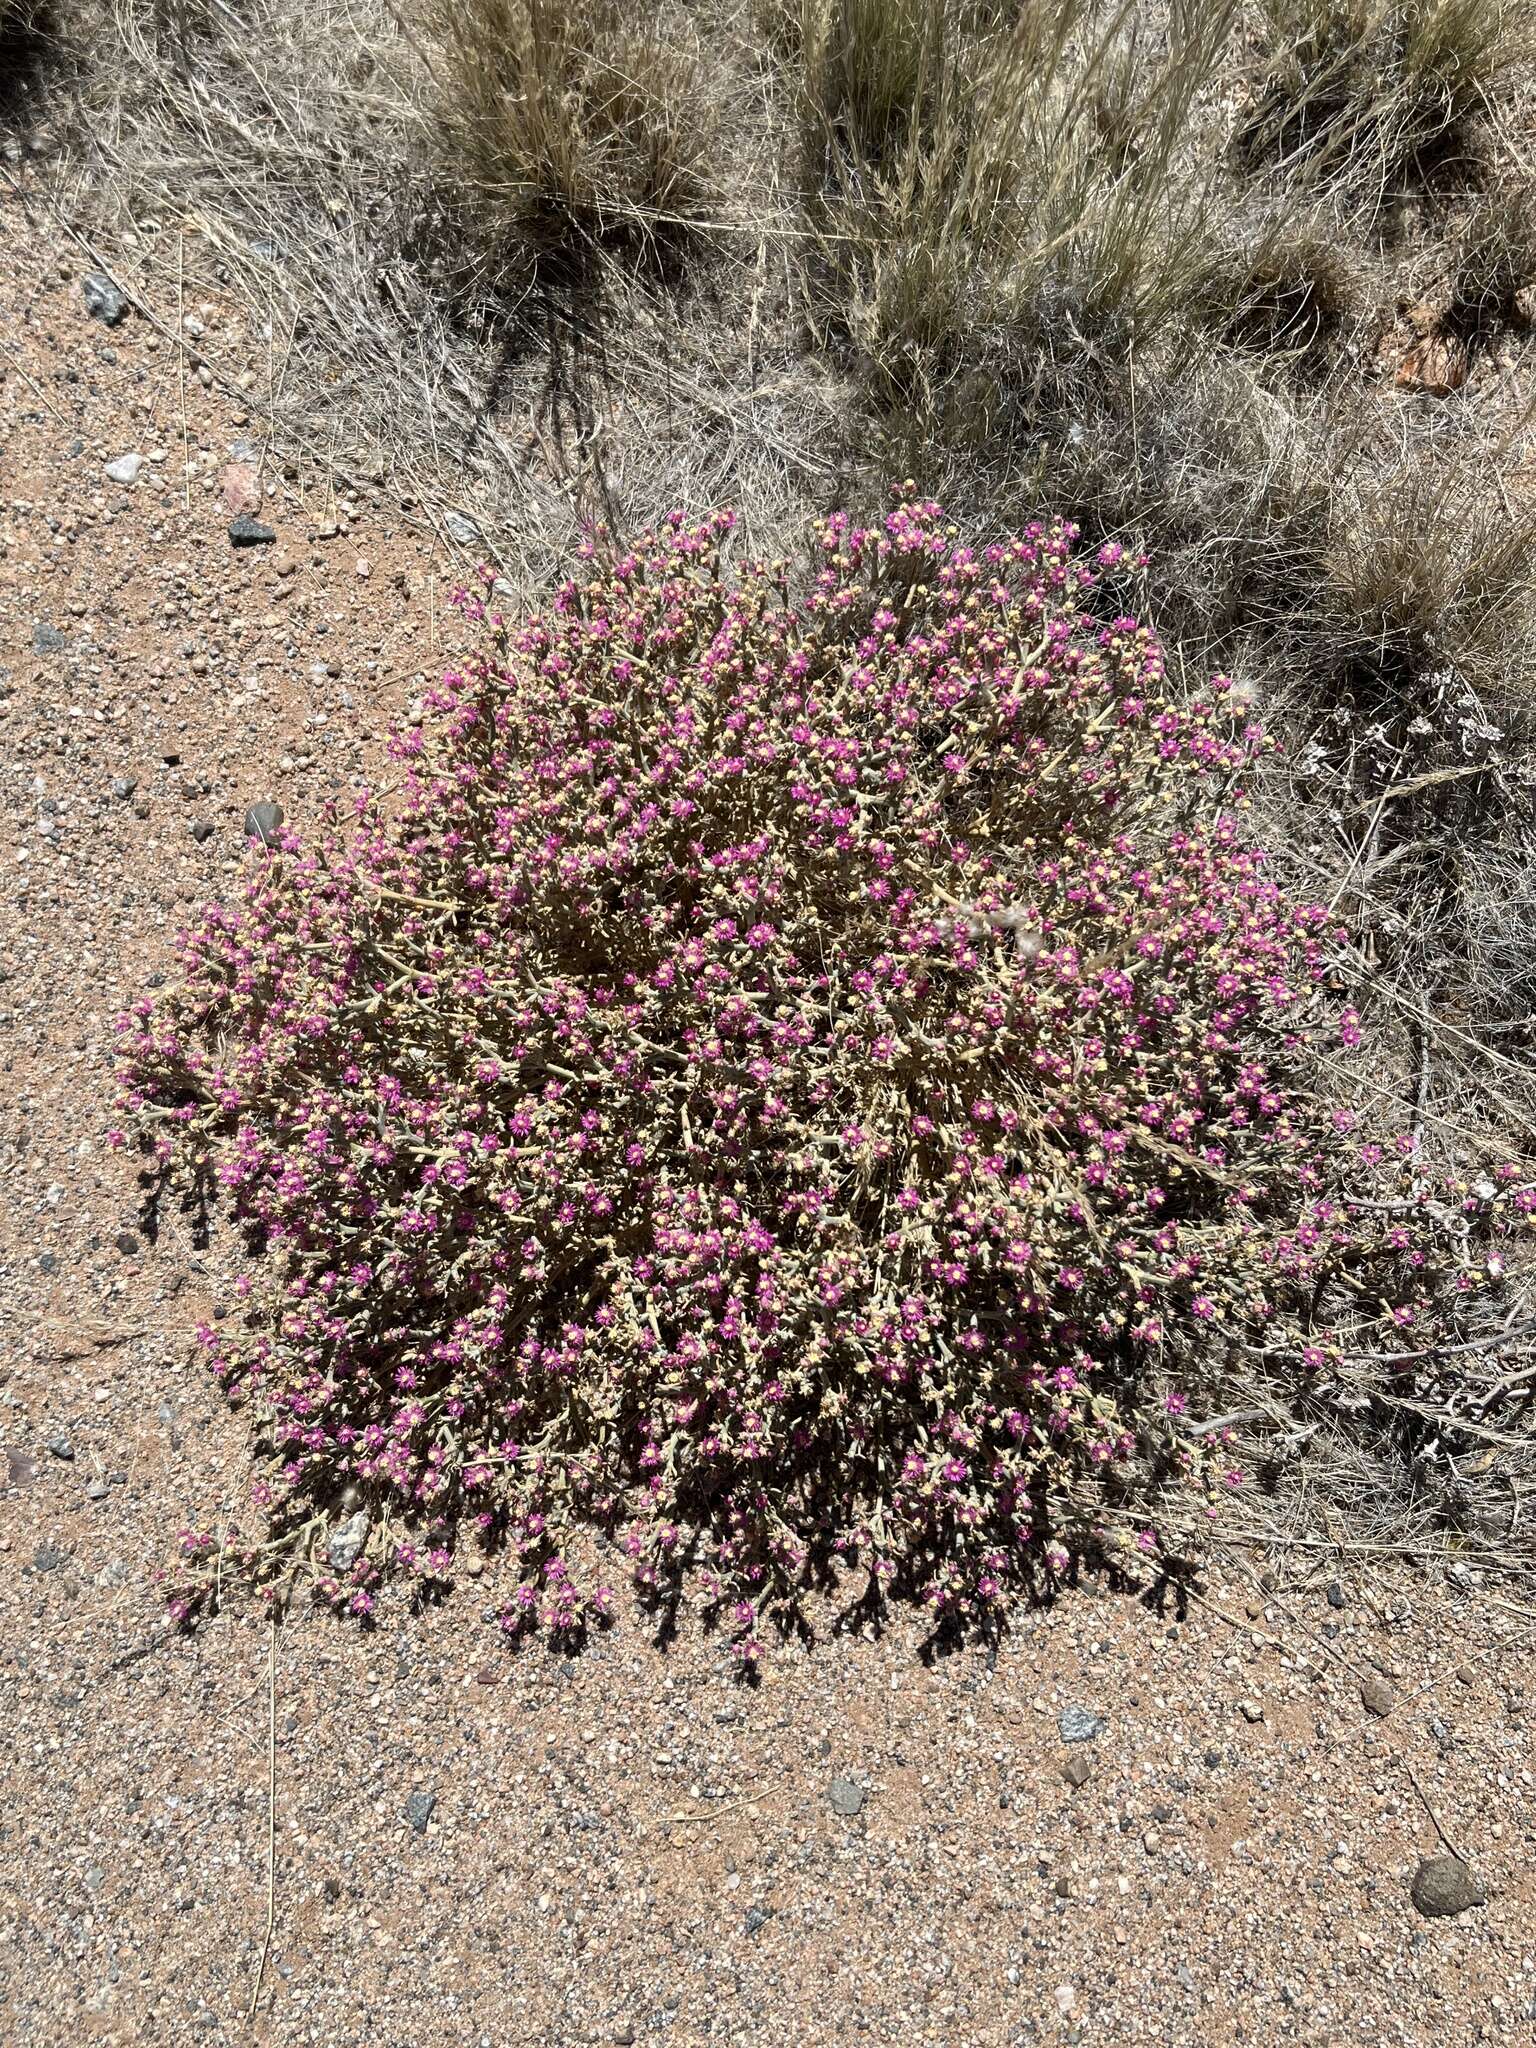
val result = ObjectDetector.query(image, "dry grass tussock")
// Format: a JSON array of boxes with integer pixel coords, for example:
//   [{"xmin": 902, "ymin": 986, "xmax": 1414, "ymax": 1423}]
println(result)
[
  {"xmin": 6, "ymin": 0, "xmax": 1536, "ymax": 1591},
  {"xmin": 1244, "ymin": 0, "xmax": 1529, "ymax": 191},
  {"xmin": 422, "ymin": 0, "xmax": 716, "ymax": 254},
  {"xmin": 799, "ymin": 0, "xmax": 1239, "ymax": 411}
]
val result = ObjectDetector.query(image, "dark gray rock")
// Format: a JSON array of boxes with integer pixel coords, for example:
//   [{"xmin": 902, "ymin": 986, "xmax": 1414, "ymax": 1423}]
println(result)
[
  {"xmin": 744, "ymin": 1905, "xmax": 771, "ymax": 1934},
  {"xmin": 244, "ymin": 800, "xmax": 284, "ymax": 845},
  {"xmin": 83, "ymin": 273, "xmax": 128, "ymax": 326},
  {"xmin": 1062, "ymin": 1753, "xmax": 1092, "ymax": 1789},
  {"xmin": 34, "ymin": 1542, "xmax": 67, "ymax": 1572},
  {"xmin": 228, "ymin": 513, "xmax": 277, "ymax": 547},
  {"xmin": 110, "ymin": 776, "xmax": 137, "ymax": 800},
  {"xmin": 1326, "ymin": 1581, "xmax": 1346, "ymax": 1610},
  {"xmin": 32, "ymin": 622, "xmax": 66, "ymax": 655},
  {"xmin": 1411, "ymin": 1855, "xmax": 1486, "ymax": 1918},
  {"xmin": 405, "ymin": 1790, "xmax": 436, "ymax": 1834},
  {"xmin": 828, "ymin": 1776, "xmax": 865, "ymax": 1817},
  {"xmin": 189, "ymin": 819, "xmax": 215, "ymax": 844},
  {"xmin": 47, "ymin": 1435, "xmax": 74, "ymax": 1461},
  {"xmin": 1058, "ymin": 1704, "xmax": 1103, "ymax": 1744}
]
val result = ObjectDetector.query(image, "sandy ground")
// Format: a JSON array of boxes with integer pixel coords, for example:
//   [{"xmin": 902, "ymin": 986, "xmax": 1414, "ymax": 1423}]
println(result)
[{"xmin": 2, "ymin": 192, "xmax": 1534, "ymax": 2048}]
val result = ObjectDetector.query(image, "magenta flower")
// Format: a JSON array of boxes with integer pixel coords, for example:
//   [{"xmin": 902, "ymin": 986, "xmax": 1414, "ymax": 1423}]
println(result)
[{"xmin": 119, "ymin": 493, "xmax": 1525, "ymax": 1643}]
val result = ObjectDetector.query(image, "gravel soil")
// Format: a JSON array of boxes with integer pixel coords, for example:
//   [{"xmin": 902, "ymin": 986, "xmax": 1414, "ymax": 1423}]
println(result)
[{"xmin": 2, "ymin": 198, "xmax": 1534, "ymax": 2048}]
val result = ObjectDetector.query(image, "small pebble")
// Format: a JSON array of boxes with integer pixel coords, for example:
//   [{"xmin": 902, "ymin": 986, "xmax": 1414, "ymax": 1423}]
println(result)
[
  {"xmin": 82, "ymin": 273, "xmax": 128, "ymax": 325},
  {"xmin": 1410, "ymin": 1855, "xmax": 1487, "ymax": 1918},
  {"xmin": 229, "ymin": 513, "xmax": 277, "ymax": 547},
  {"xmin": 405, "ymin": 1790, "xmax": 436, "ymax": 1834},
  {"xmin": 828, "ymin": 1777, "xmax": 865, "ymax": 1817},
  {"xmin": 1058, "ymin": 1704, "xmax": 1103, "ymax": 1744},
  {"xmin": 326, "ymin": 1509, "xmax": 369, "ymax": 1571},
  {"xmin": 1360, "ymin": 1674, "xmax": 1396, "ymax": 1719},
  {"xmin": 244, "ymin": 800, "xmax": 284, "ymax": 845}
]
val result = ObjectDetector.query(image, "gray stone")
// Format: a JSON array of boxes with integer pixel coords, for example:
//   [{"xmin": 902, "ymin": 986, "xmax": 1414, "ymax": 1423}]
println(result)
[
  {"xmin": 1239, "ymin": 1699, "xmax": 1265, "ymax": 1723},
  {"xmin": 105, "ymin": 454, "xmax": 142, "ymax": 486},
  {"xmin": 244, "ymin": 800, "xmax": 284, "ymax": 845},
  {"xmin": 1061, "ymin": 1753, "xmax": 1092, "ymax": 1788},
  {"xmin": 1326, "ymin": 1581, "xmax": 1346, "ymax": 1609},
  {"xmin": 82, "ymin": 273, "xmax": 128, "ymax": 326},
  {"xmin": 34, "ymin": 1542, "xmax": 67, "ymax": 1572},
  {"xmin": 86, "ymin": 1479, "xmax": 109, "ymax": 1501},
  {"xmin": 828, "ymin": 1776, "xmax": 865, "ymax": 1816},
  {"xmin": 189, "ymin": 819, "xmax": 215, "ymax": 844},
  {"xmin": 110, "ymin": 775, "xmax": 137, "ymax": 799},
  {"xmin": 443, "ymin": 510, "xmax": 482, "ymax": 546},
  {"xmin": 327, "ymin": 1509, "xmax": 369, "ymax": 1571},
  {"xmin": 744, "ymin": 1905, "xmax": 771, "ymax": 1934},
  {"xmin": 1410, "ymin": 1855, "xmax": 1487, "ymax": 1918},
  {"xmin": 32, "ymin": 621, "xmax": 66, "ymax": 655},
  {"xmin": 47, "ymin": 1435, "xmax": 74, "ymax": 1460},
  {"xmin": 1360, "ymin": 1674, "xmax": 1396, "ymax": 1718},
  {"xmin": 228, "ymin": 513, "xmax": 277, "ymax": 547},
  {"xmin": 405, "ymin": 1790, "xmax": 436, "ymax": 1834},
  {"xmin": 1058, "ymin": 1704, "xmax": 1103, "ymax": 1744}
]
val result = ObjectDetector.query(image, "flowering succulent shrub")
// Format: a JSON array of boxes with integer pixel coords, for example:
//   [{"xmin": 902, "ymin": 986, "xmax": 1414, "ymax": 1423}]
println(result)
[{"xmin": 118, "ymin": 495, "xmax": 1528, "ymax": 1652}]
